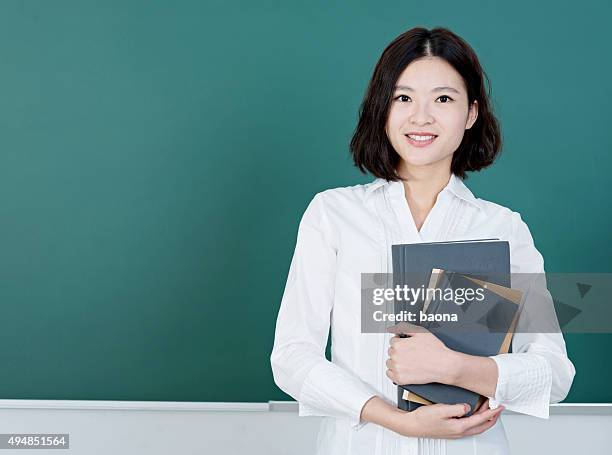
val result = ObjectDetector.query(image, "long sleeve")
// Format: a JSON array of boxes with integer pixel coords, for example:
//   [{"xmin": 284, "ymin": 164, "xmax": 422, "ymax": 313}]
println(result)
[
  {"xmin": 270, "ymin": 193, "xmax": 379, "ymax": 430},
  {"xmin": 487, "ymin": 211, "xmax": 576, "ymax": 418}
]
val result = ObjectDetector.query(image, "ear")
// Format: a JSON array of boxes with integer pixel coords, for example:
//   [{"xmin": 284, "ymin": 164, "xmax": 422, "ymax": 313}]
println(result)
[{"xmin": 466, "ymin": 100, "xmax": 478, "ymax": 130}]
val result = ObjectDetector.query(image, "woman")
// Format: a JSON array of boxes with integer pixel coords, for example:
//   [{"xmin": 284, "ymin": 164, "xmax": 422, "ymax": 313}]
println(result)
[{"xmin": 270, "ymin": 27, "xmax": 575, "ymax": 455}]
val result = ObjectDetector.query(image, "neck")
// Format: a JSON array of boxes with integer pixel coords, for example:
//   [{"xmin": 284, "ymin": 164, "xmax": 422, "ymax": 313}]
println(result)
[{"xmin": 396, "ymin": 160, "xmax": 453, "ymax": 208}]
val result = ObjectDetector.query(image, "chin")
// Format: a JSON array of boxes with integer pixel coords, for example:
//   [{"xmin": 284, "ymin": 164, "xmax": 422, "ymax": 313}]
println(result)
[{"xmin": 398, "ymin": 152, "xmax": 445, "ymax": 168}]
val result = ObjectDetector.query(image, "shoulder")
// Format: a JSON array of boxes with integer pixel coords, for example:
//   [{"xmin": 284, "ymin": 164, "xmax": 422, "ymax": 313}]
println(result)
[
  {"xmin": 304, "ymin": 181, "xmax": 376, "ymax": 220},
  {"xmin": 297, "ymin": 182, "xmax": 376, "ymax": 245},
  {"xmin": 298, "ymin": 182, "xmax": 366, "ymax": 225},
  {"xmin": 315, "ymin": 181, "xmax": 373, "ymax": 205}
]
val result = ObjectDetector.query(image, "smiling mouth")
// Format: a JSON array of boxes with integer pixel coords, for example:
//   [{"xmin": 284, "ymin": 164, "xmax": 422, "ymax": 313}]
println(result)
[{"xmin": 404, "ymin": 134, "xmax": 438, "ymax": 146}]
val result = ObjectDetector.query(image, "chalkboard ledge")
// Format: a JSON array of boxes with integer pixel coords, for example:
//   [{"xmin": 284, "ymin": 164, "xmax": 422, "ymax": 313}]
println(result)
[{"xmin": 0, "ymin": 400, "xmax": 609, "ymax": 415}]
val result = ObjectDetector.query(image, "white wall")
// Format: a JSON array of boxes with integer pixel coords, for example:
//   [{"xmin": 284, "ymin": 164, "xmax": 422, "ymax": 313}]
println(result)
[{"xmin": 0, "ymin": 401, "xmax": 609, "ymax": 455}]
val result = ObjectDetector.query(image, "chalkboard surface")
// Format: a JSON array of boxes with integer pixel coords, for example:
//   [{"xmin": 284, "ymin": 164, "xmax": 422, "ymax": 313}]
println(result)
[{"xmin": 0, "ymin": 1, "xmax": 610, "ymax": 403}]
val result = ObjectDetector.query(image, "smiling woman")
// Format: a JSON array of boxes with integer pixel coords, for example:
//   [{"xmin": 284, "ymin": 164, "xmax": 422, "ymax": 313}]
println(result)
[
  {"xmin": 350, "ymin": 28, "xmax": 501, "ymax": 183},
  {"xmin": 270, "ymin": 26, "xmax": 574, "ymax": 455}
]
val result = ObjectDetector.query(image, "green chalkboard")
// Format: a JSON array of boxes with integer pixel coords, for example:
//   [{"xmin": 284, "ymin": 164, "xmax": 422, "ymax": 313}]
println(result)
[{"xmin": 0, "ymin": 1, "xmax": 610, "ymax": 403}]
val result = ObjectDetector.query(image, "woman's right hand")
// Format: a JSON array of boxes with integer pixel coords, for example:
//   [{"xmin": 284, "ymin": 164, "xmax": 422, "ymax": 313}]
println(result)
[{"xmin": 391, "ymin": 399, "xmax": 503, "ymax": 439}]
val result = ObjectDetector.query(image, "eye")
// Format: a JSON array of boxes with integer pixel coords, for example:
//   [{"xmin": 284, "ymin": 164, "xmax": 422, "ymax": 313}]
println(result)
[
  {"xmin": 436, "ymin": 95, "xmax": 454, "ymax": 103},
  {"xmin": 394, "ymin": 95, "xmax": 411, "ymax": 102}
]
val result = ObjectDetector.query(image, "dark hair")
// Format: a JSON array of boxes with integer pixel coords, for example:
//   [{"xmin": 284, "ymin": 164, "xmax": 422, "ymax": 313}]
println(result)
[{"xmin": 349, "ymin": 27, "xmax": 502, "ymax": 180}]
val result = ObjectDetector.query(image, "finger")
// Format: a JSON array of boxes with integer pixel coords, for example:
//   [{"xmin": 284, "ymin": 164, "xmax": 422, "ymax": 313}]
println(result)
[
  {"xmin": 448, "ymin": 406, "xmax": 502, "ymax": 438},
  {"xmin": 439, "ymin": 403, "xmax": 471, "ymax": 418},
  {"xmin": 473, "ymin": 399, "xmax": 490, "ymax": 415},
  {"xmin": 385, "ymin": 369, "xmax": 395, "ymax": 382},
  {"xmin": 462, "ymin": 411, "xmax": 501, "ymax": 436},
  {"xmin": 390, "ymin": 335, "xmax": 403, "ymax": 343},
  {"xmin": 459, "ymin": 406, "xmax": 503, "ymax": 428},
  {"xmin": 462, "ymin": 415, "xmax": 499, "ymax": 436},
  {"xmin": 389, "ymin": 336, "xmax": 412, "ymax": 347},
  {"xmin": 472, "ymin": 400, "xmax": 487, "ymax": 414}
]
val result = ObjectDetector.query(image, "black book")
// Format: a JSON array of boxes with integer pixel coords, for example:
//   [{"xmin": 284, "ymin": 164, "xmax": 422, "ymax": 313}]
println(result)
[{"xmin": 391, "ymin": 239, "xmax": 511, "ymax": 416}]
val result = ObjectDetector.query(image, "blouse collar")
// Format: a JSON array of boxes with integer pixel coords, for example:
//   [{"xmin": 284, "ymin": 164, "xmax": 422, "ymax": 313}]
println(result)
[{"xmin": 364, "ymin": 174, "xmax": 483, "ymax": 211}]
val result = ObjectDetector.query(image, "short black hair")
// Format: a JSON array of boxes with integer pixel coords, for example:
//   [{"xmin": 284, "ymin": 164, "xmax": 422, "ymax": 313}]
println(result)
[{"xmin": 350, "ymin": 26, "xmax": 502, "ymax": 180}]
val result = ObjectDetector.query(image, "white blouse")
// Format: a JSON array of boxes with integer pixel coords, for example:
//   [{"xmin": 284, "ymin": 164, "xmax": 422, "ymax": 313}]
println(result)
[{"xmin": 270, "ymin": 174, "xmax": 576, "ymax": 455}]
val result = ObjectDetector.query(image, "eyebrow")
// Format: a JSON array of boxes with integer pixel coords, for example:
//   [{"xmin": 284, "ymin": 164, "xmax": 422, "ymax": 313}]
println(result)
[{"xmin": 394, "ymin": 85, "xmax": 460, "ymax": 94}]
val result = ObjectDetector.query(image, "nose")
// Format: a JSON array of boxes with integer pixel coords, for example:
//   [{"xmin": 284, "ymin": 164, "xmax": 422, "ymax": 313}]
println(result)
[{"xmin": 409, "ymin": 101, "xmax": 434, "ymax": 125}]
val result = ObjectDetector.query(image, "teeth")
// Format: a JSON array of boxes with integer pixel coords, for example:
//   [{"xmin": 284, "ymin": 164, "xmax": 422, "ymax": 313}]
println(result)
[{"xmin": 407, "ymin": 134, "xmax": 436, "ymax": 141}]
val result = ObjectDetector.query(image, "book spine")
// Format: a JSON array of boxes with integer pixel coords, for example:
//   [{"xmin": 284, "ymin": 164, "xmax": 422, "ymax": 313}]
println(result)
[{"xmin": 397, "ymin": 387, "xmax": 424, "ymax": 412}]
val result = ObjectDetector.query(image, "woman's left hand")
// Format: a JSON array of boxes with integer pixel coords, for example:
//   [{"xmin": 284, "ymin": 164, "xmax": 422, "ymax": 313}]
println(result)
[{"xmin": 385, "ymin": 322, "xmax": 459, "ymax": 385}]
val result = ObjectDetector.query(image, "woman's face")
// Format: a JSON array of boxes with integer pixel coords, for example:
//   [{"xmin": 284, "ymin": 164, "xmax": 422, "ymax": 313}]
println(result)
[{"xmin": 385, "ymin": 56, "xmax": 478, "ymax": 174}]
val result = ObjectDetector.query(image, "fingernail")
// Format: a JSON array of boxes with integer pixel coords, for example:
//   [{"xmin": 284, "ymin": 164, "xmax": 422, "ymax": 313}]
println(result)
[{"xmin": 464, "ymin": 404, "xmax": 470, "ymax": 412}]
